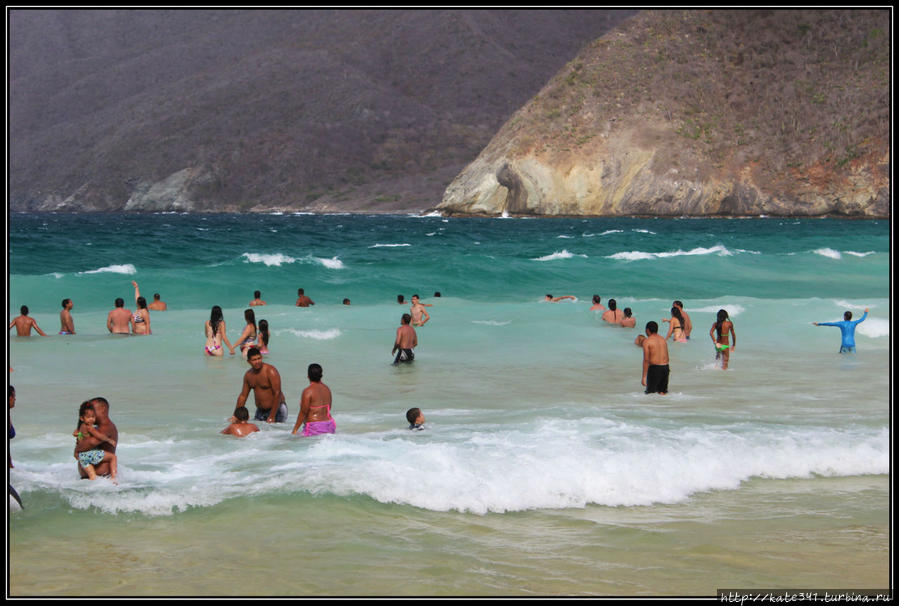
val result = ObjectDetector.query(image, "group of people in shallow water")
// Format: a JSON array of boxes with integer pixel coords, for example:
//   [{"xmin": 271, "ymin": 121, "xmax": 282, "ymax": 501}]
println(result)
[{"xmin": 9, "ymin": 281, "xmax": 870, "ymax": 484}]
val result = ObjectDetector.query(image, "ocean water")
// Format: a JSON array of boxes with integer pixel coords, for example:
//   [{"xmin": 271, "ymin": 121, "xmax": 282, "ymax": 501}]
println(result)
[{"xmin": 7, "ymin": 213, "xmax": 890, "ymax": 596}]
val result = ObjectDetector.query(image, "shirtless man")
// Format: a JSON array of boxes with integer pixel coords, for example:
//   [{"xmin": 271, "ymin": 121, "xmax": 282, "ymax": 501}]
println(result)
[
  {"xmin": 589, "ymin": 295, "xmax": 605, "ymax": 312},
  {"xmin": 9, "ymin": 306, "xmax": 48, "ymax": 336},
  {"xmin": 641, "ymin": 321, "xmax": 670, "ymax": 395},
  {"xmin": 221, "ymin": 406, "xmax": 259, "ymax": 437},
  {"xmin": 295, "ymin": 288, "xmax": 315, "ymax": 307},
  {"xmin": 410, "ymin": 294, "xmax": 430, "ymax": 326},
  {"xmin": 76, "ymin": 397, "xmax": 118, "ymax": 479},
  {"xmin": 291, "ymin": 363, "xmax": 336, "ymax": 436},
  {"xmin": 148, "ymin": 293, "xmax": 167, "ymax": 311},
  {"xmin": 673, "ymin": 300, "xmax": 692, "ymax": 339},
  {"xmin": 235, "ymin": 347, "xmax": 288, "ymax": 423},
  {"xmin": 392, "ymin": 313, "xmax": 418, "ymax": 364},
  {"xmin": 107, "ymin": 298, "xmax": 133, "ymax": 334},
  {"xmin": 249, "ymin": 291, "xmax": 267, "ymax": 306},
  {"xmin": 59, "ymin": 299, "xmax": 76, "ymax": 335}
]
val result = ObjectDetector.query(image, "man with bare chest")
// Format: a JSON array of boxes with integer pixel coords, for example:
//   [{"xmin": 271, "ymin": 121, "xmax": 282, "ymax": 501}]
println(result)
[
  {"xmin": 235, "ymin": 347, "xmax": 288, "ymax": 423},
  {"xmin": 641, "ymin": 321, "xmax": 670, "ymax": 395}
]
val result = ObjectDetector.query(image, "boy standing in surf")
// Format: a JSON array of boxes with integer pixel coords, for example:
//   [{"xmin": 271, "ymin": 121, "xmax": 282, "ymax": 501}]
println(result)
[{"xmin": 813, "ymin": 308, "xmax": 868, "ymax": 353}]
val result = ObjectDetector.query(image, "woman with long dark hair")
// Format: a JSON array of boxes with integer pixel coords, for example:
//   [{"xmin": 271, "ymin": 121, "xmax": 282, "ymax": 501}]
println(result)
[
  {"xmin": 204, "ymin": 305, "xmax": 235, "ymax": 356},
  {"xmin": 710, "ymin": 309, "xmax": 736, "ymax": 369},
  {"xmin": 234, "ymin": 308, "xmax": 258, "ymax": 358},
  {"xmin": 257, "ymin": 319, "xmax": 270, "ymax": 355},
  {"xmin": 665, "ymin": 306, "xmax": 688, "ymax": 343}
]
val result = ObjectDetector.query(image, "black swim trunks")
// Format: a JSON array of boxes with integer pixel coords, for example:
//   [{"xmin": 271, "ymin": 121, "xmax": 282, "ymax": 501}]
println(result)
[
  {"xmin": 645, "ymin": 364, "xmax": 670, "ymax": 394},
  {"xmin": 255, "ymin": 401, "xmax": 288, "ymax": 423},
  {"xmin": 393, "ymin": 348, "xmax": 414, "ymax": 365}
]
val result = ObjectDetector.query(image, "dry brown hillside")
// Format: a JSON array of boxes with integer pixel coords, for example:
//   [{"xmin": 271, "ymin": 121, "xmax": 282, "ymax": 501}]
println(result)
[
  {"xmin": 8, "ymin": 9, "xmax": 634, "ymax": 212},
  {"xmin": 439, "ymin": 9, "xmax": 890, "ymax": 217}
]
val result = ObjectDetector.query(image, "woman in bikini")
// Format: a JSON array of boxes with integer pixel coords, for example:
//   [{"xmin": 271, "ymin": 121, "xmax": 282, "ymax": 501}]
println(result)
[
  {"xmin": 131, "ymin": 281, "xmax": 151, "ymax": 335},
  {"xmin": 234, "ymin": 308, "xmax": 258, "ymax": 358},
  {"xmin": 204, "ymin": 305, "xmax": 235, "ymax": 356},
  {"xmin": 292, "ymin": 363, "xmax": 335, "ymax": 436},
  {"xmin": 710, "ymin": 309, "xmax": 736, "ymax": 369},
  {"xmin": 665, "ymin": 306, "xmax": 688, "ymax": 343}
]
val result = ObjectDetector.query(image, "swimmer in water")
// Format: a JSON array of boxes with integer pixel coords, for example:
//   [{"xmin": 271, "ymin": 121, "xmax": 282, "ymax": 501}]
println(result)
[
  {"xmin": 665, "ymin": 306, "xmax": 688, "ymax": 343},
  {"xmin": 221, "ymin": 406, "xmax": 259, "ymax": 437},
  {"xmin": 813, "ymin": 308, "xmax": 868, "ymax": 353},
  {"xmin": 406, "ymin": 407, "xmax": 425, "ymax": 430}
]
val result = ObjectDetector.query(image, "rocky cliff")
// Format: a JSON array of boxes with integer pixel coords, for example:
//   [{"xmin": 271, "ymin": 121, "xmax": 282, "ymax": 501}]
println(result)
[
  {"xmin": 438, "ymin": 10, "xmax": 890, "ymax": 218},
  {"xmin": 8, "ymin": 9, "xmax": 634, "ymax": 213}
]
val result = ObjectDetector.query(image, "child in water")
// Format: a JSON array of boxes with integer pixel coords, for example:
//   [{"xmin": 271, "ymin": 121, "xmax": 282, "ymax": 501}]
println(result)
[
  {"xmin": 73, "ymin": 401, "xmax": 118, "ymax": 483},
  {"xmin": 406, "ymin": 407, "xmax": 426, "ymax": 430},
  {"xmin": 221, "ymin": 406, "xmax": 260, "ymax": 437}
]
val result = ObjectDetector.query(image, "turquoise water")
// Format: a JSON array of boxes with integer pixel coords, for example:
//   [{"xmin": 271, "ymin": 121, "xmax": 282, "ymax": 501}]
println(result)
[{"xmin": 7, "ymin": 213, "xmax": 890, "ymax": 596}]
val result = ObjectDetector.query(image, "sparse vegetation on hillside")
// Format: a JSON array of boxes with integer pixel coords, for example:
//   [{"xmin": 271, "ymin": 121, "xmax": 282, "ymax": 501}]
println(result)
[
  {"xmin": 521, "ymin": 9, "xmax": 889, "ymax": 186},
  {"xmin": 8, "ymin": 9, "xmax": 634, "ymax": 212}
]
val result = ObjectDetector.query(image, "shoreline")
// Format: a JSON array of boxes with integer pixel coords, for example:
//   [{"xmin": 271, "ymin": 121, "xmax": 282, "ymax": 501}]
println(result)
[{"xmin": 7, "ymin": 209, "xmax": 890, "ymax": 220}]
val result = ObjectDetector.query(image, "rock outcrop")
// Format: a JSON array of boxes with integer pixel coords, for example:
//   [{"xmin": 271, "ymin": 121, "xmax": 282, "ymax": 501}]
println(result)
[{"xmin": 439, "ymin": 10, "xmax": 890, "ymax": 217}]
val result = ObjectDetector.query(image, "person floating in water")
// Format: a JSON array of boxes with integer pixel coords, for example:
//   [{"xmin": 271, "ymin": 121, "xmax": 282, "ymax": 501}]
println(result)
[
  {"xmin": 406, "ymin": 407, "xmax": 425, "ymax": 430},
  {"xmin": 545, "ymin": 294, "xmax": 576, "ymax": 302},
  {"xmin": 813, "ymin": 308, "xmax": 868, "ymax": 353},
  {"xmin": 221, "ymin": 406, "xmax": 259, "ymax": 437}
]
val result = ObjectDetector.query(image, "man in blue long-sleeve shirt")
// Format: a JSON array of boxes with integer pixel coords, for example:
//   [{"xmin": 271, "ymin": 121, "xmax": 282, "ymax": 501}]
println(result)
[{"xmin": 813, "ymin": 308, "xmax": 869, "ymax": 353}]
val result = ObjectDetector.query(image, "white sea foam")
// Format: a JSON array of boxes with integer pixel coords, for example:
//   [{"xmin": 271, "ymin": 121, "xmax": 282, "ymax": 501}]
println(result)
[
  {"xmin": 472, "ymin": 320, "xmax": 512, "ymax": 326},
  {"xmin": 369, "ymin": 243, "xmax": 411, "ymax": 248},
  {"xmin": 691, "ymin": 304, "xmax": 746, "ymax": 317},
  {"xmin": 607, "ymin": 244, "xmax": 735, "ymax": 261},
  {"xmin": 315, "ymin": 256, "xmax": 345, "ymax": 269},
  {"xmin": 284, "ymin": 328, "xmax": 342, "ymax": 340},
  {"xmin": 844, "ymin": 251, "xmax": 876, "ymax": 257},
  {"xmin": 532, "ymin": 250, "xmax": 588, "ymax": 261},
  {"xmin": 80, "ymin": 264, "xmax": 137, "ymax": 275},
  {"xmin": 37, "ymin": 421, "xmax": 886, "ymax": 516},
  {"xmin": 813, "ymin": 248, "xmax": 842, "ymax": 259},
  {"xmin": 241, "ymin": 252, "xmax": 297, "ymax": 267},
  {"xmin": 857, "ymin": 317, "xmax": 890, "ymax": 339}
]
